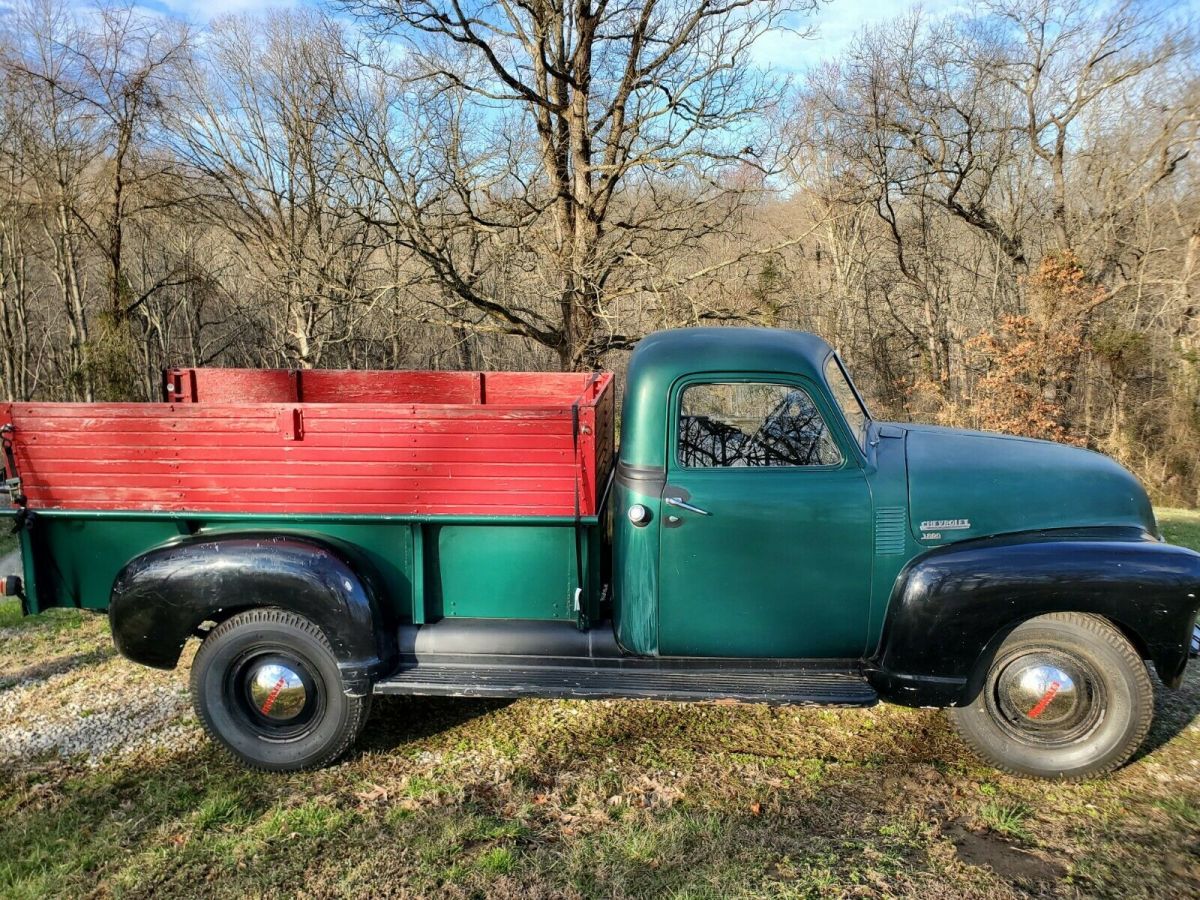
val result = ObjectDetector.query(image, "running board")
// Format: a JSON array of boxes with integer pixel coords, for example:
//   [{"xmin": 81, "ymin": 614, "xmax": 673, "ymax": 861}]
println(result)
[{"xmin": 374, "ymin": 663, "xmax": 878, "ymax": 706}]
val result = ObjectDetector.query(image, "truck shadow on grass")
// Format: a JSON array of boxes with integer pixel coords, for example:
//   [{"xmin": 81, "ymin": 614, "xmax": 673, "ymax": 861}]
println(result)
[
  {"xmin": 0, "ymin": 646, "xmax": 115, "ymax": 691},
  {"xmin": 1134, "ymin": 669, "xmax": 1200, "ymax": 760},
  {"xmin": 356, "ymin": 695, "xmax": 514, "ymax": 753},
  {"xmin": 351, "ymin": 662, "xmax": 1200, "ymax": 773}
]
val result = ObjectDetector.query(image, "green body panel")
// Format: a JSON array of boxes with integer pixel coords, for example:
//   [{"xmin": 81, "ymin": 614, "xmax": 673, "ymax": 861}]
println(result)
[
  {"xmin": 862, "ymin": 430, "xmax": 915, "ymax": 649},
  {"xmin": 657, "ymin": 372, "xmax": 873, "ymax": 657},
  {"xmin": 423, "ymin": 522, "xmax": 585, "ymax": 621},
  {"xmin": 11, "ymin": 510, "xmax": 602, "ymax": 625},
  {"xmin": 611, "ymin": 327, "xmax": 1160, "ymax": 660},
  {"xmin": 903, "ymin": 425, "xmax": 1157, "ymax": 546},
  {"xmin": 614, "ymin": 330, "xmax": 879, "ymax": 657},
  {"xmin": 658, "ymin": 464, "xmax": 872, "ymax": 656},
  {"xmin": 612, "ymin": 478, "xmax": 661, "ymax": 654}
]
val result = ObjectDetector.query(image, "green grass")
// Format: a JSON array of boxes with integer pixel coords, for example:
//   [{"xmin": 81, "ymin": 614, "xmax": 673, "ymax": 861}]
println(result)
[
  {"xmin": 0, "ymin": 528, "xmax": 16, "ymax": 559},
  {"xmin": 0, "ymin": 510, "xmax": 1196, "ymax": 897},
  {"xmin": 980, "ymin": 802, "xmax": 1033, "ymax": 841},
  {"xmin": 0, "ymin": 598, "xmax": 86, "ymax": 632},
  {"xmin": 1159, "ymin": 507, "xmax": 1200, "ymax": 551},
  {"xmin": 1154, "ymin": 796, "xmax": 1200, "ymax": 827}
]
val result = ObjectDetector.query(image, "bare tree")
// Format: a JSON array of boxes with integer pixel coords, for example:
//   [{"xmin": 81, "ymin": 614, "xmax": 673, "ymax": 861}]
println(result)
[
  {"xmin": 342, "ymin": 0, "xmax": 814, "ymax": 369},
  {"xmin": 4, "ymin": 1, "xmax": 192, "ymax": 398},
  {"xmin": 169, "ymin": 11, "xmax": 377, "ymax": 368}
]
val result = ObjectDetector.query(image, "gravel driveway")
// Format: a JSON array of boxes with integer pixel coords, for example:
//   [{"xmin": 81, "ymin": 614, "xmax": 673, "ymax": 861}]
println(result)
[{"xmin": 0, "ymin": 599, "xmax": 203, "ymax": 768}]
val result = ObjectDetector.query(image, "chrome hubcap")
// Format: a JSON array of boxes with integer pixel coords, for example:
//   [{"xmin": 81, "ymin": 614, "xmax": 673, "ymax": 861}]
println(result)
[
  {"xmin": 247, "ymin": 662, "xmax": 308, "ymax": 722},
  {"xmin": 999, "ymin": 661, "xmax": 1079, "ymax": 725},
  {"xmin": 992, "ymin": 650, "xmax": 1101, "ymax": 744}
]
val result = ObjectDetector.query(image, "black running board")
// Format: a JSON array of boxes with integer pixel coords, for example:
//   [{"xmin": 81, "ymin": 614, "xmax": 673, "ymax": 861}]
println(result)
[{"xmin": 374, "ymin": 663, "xmax": 878, "ymax": 706}]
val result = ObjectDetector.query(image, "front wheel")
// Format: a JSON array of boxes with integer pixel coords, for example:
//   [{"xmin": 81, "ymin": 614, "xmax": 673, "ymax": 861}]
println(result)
[
  {"xmin": 948, "ymin": 612, "xmax": 1153, "ymax": 781},
  {"xmin": 190, "ymin": 608, "xmax": 371, "ymax": 771}
]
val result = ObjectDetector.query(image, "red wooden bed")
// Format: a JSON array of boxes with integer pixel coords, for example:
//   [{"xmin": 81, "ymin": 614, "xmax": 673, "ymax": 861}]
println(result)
[{"xmin": 0, "ymin": 368, "xmax": 615, "ymax": 517}]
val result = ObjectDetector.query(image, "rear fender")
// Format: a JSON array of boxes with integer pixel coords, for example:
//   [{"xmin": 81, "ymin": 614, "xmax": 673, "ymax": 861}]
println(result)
[
  {"xmin": 866, "ymin": 531, "xmax": 1200, "ymax": 707},
  {"xmin": 110, "ymin": 534, "xmax": 395, "ymax": 695}
]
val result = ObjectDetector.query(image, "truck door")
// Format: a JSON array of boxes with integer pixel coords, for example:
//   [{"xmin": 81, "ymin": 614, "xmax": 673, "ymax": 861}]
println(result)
[{"xmin": 657, "ymin": 377, "xmax": 873, "ymax": 658}]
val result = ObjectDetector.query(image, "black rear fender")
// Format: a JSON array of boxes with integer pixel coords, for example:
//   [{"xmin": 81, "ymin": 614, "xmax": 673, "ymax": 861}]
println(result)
[
  {"xmin": 110, "ymin": 534, "xmax": 395, "ymax": 696},
  {"xmin": 867, "ymin": 532, "xmax": 1200, "ymax": 707}
]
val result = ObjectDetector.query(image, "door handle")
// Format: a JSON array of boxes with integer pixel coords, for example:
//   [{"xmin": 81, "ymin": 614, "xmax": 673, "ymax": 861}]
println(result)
[{"xmin": 664, "ymin": 496, "xmax": 710, "ymax": 516}]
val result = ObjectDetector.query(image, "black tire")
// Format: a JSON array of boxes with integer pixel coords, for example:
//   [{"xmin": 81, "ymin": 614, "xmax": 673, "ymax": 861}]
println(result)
[
  {"xmin": 189, "ymin": 608, "xmax": 371, "ymax": 772},
  {"xmin": 948, "ymin": 612, "xmax": 1153, "ymax": 781}
]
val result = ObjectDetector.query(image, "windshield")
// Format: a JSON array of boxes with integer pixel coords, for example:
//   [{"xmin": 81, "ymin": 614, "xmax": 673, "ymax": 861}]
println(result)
[{"xmin": 823, "ymin": 355, "xmax": 870, "ymax": 451}]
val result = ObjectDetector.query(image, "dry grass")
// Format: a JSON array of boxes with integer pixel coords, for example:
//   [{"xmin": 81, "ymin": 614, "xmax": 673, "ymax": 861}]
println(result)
[{"xmin": 0, "ymin": 511, "xmax": 1196, "ymax": 898}]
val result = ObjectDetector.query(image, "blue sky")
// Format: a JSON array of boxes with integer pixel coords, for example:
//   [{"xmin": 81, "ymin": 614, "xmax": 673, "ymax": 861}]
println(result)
[
  {"xmin": 43, "ymin": 0, "xmax": 1200, "ymax": 73},
  {"xmin": 107, "ymin": 0, "xmax": 967, "ymax": 72}
]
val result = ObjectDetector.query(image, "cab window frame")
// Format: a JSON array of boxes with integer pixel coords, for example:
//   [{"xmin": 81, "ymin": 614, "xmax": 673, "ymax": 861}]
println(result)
[{"xmin": 669, "ymin": 373, "xmax": 854, "ymax": 472}]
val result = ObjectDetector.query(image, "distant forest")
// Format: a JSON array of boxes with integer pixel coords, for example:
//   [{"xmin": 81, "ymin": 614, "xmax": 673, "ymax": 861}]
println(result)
[{"xmin": 0, "ymin": 0, "xmax": 1196, "ymax": 504}]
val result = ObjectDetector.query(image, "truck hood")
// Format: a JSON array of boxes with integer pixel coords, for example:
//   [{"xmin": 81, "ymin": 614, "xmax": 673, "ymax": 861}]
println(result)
[{"xmin": 898, "ymin": 424, "xmax": 1157, "ymax": 546}]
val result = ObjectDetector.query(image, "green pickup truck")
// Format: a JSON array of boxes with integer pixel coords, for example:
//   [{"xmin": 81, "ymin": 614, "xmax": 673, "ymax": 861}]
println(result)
[{"xmin": 2, "ymin": 328, "xmax": 1198, "ymax": 780}]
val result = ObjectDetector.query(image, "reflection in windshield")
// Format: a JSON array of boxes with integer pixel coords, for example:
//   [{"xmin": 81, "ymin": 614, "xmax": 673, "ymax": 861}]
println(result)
[{"xmin": 824, "ymin": 356, "xmax": 870, "ymax": 451}]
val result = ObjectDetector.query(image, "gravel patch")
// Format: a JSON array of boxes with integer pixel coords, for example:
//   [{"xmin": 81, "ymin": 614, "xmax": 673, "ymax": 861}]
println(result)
[{"xmin": 0, "ymin": 623, "xmax": 202, "ymax": 767}]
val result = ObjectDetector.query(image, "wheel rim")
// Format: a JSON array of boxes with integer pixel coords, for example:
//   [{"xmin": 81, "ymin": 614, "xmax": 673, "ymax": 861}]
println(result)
[
  {"xmin": 226, "ymin": 650, "xmax": 323, "ymax": 740},
  {"xmin": 988, "ymin": 648, "xmax": 1106, "ymax": 746}
]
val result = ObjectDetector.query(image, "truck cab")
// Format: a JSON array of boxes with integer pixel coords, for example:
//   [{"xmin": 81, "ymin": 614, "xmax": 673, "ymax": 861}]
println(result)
[{"xmin": 2, "ymin": 327, "xmax": 1198, "ymax": 779}]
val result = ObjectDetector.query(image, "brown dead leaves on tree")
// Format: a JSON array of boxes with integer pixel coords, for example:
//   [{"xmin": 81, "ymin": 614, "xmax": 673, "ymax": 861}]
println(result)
[{"xmin": 913, "ymin": 252, "xmax": 1103, "ymax": 445}]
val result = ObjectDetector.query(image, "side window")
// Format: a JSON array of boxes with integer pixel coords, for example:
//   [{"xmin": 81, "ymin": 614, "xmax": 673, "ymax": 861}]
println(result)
[{"xmin": 677, "ymin": 382, "xmax": 843, "ymax": 468}]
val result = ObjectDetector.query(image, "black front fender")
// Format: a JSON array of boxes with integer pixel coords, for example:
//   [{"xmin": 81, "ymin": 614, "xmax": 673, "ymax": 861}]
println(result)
[
  {"xmin": 866, "ymin": 531, "xmax": 1200, "ymax": 707},
  {"xmin": 110, "ymin": 534, "xmax": 395, "ymax": 695}
]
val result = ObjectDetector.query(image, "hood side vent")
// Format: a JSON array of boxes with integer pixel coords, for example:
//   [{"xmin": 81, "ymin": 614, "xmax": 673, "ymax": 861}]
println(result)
[{"xmin": 875, "ymin": 506, "xmax": 907, "ymax": 556}]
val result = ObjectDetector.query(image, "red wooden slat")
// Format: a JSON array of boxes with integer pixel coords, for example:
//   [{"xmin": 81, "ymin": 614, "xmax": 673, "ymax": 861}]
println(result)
[
  {"xmin": 24, "ymin": 446, "xmax": 575, "ymax": 465},
  {"xmin": 20, "ymin": 500, "xmax": 573, "ymax": 515},
  {"xmin": 170, "ymin": 367, "xmax": 602, "ymax": 408},
  {"xmin": 22, "ymin": 474, "xmax": 573, "ymax": 493},
  {"xmin": 171, "ymin": 368, "xmax": 299, "ymax": 403},
  {"xmin": 16, "ymin": 431, "xmax": 577, "ymax": 451},
  {"xmin": 25, "ymin": 459, "xmax": 581, "ymax": 477},
  {"xmin": 14, "ymin": 402, "xmax": 574, "ymax": 419},
  {"xmin": 20, "ymin": 486, "xmax": 578, "ymax": 508},
  {"xmin": 299, "ymin": 370, "xmax": 481, "ymax": 404}
]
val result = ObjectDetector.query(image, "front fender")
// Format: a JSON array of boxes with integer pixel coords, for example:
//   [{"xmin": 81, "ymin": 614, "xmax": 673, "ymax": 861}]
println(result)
[
  {"xmin": 866, "ymin": 530, "xmax": 1200, "ymax": 707},
  {"xmin": 110, "ymin": 534, "xmax": 395, "ymax": 695}
]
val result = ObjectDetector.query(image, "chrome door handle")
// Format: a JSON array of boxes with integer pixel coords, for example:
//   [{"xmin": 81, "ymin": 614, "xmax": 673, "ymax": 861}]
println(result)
[{"xmin": 664, "ymin": 497, "xmax": 710, "ymax": 516}]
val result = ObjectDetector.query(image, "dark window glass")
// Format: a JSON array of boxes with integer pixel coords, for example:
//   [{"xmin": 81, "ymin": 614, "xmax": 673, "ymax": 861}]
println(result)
[{"xmin": 677, "ymin": 382, "xmax": 842, "ymax": 468}]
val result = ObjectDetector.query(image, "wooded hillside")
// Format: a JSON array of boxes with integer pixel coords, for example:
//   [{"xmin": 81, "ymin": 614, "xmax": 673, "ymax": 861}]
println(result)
[{"xmin": 0, "ymin": 0, "xmax": 1196, "ymax": 504}]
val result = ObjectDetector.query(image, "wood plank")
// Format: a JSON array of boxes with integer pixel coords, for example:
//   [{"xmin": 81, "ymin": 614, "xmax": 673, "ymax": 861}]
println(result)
[{"xmin": 15, "ymin": 431, "xmax": 577, "ymax": 451}]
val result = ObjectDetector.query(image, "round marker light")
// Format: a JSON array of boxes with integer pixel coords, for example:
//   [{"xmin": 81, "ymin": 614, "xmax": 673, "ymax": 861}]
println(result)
[{"xmin": 627, "ymin": 504, "xmax": 650, "ymax": 526}]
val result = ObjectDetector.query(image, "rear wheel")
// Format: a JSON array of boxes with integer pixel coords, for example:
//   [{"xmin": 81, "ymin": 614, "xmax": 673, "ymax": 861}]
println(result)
[
  {"xmin": 948, "ymin": 612, "xmax": 1153, "ymax": 781},
  {"xmin": 190, "ymin": 608, "xmax": 371, "ymax": 771}
]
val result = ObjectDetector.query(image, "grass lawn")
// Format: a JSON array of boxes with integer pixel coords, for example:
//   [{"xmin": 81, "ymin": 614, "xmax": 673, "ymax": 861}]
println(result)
[
  {"xmin": 1160, "ymin": 507, "xmax": 1200, "ymax": 554},
  {"xmin": 0, "ymin": 511, "xmax": 1196, "ymax": 898}
]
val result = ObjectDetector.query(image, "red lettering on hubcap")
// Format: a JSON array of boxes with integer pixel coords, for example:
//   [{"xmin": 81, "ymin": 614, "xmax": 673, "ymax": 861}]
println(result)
[
  {"xmin": 260, "ymin": 676, "xmax": 288, "ymax": 715},
  {"xmin": 1026, "ymin": 680, "xmax": 1062, "ymax": 719}
]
